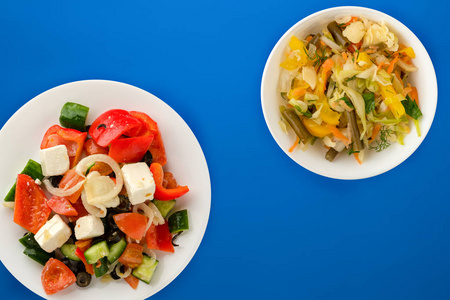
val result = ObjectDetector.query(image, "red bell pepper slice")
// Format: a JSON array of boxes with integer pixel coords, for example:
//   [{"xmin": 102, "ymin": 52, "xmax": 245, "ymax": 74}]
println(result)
[
  {"xmin": 14, "ymin": 174, "xmax": 52, "ymax": 234},
  {"xmin": 109, "ymin": 135, "xmax": 154, "ymax": 163},
  {"xmin": 88, "ymin": 109, "xmax": 143, "ymax": 147},
  {"xmin": 150, "ymin": 163, "xmax": 189, "ymax": 201},
  {"xmin": 145, "ymin": 222, "xmax": 174, "ymax": 253},
  {"xmin": 75, "ymin": 248, "xmax": 94, "ymax": 275},
  {"xmin": 41, "ymin": 125, "xmax": 87, "ymax": 168},
  {"xmin": 118, "ymin": 243, "xmax": 144, "ymax": 269},
  {"xmin": 129, "ymin": 111, "xmax": 167, "ymax": 166},
  {"xmin": 58, "ymin": 169, "xmax": 85, "ymax": 203},
  {"xmin": 113, "ymin": 213, "xmax": 148, "ymax": 240},
  {"xmin": 41, "ymin": 258, "xmax": 76, "ymax": 295},
  {"xmin": 47, "ymin": 196, "xmax": 78, "ymax": 216}
]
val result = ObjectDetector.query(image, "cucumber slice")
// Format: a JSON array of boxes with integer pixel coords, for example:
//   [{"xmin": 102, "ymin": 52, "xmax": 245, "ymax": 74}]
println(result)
[
  {"xmin": 84, "ymin": 241, "xmax": 109, "ymax": 265},
  {"xmin": 107, "ymin": 238, "xmax": 127, "ymax": 263},
  {"xmin": 59, "ymin": 102, "xmax": 89, "ymax": 132},
  {"xmin": 132, "ymin": 254, "xmax": 158, "ymax": 284},
  {"xmin": 168, "ymin": 209, "xmax": 189, "ymax": 233},
  {"xmin": 60, "ymin": 244, "xmax": 81, "ymax": 261},
  {"xmin": 5, "ymin": 159, "xmax": 44, "ymax": 202},
  {"xmin": 93, "ymin": 257, "xmax": 109, "ymax": 278},
  {"xmin": 151, "ymin": 199, "xmax": 176, "ymax": 218}
]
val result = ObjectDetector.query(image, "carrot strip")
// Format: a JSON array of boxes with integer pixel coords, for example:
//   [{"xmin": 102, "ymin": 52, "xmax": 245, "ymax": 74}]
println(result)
[
  {"xmin": 345, "ymin": 16, "xmax": 358, "ymax": 26},
  {"xmin": 292, "ymin": 88, "xmax": 307, "ymax": 99},
  {"xmin": 289, "ymin": 136, "xmax": 300, "ymax": 152},
  {"xmin": 370, "ymin": 123, "xmax": 381, "ymax": 142},
  {"xmin": 354, "ymin": 153, "xmax": 362, "ymax": 165},
  {"xmin": 402, "ymin": 86, "xmax": 412, "ymax": 97},
  {"xmin": 342, "ymin": 52, "xmax": 348, "ymax": 60},
  {"xmin": 377, "ymin": 62, "xmax": 388, "ymax": 71},
  {"xmin": 305, "ymin": 35, "xmax": 313, "ymax": 42},
  {"xmin": 326, "ymin": 125, "xmax": 350, "ymax": 146},
  {"xmin": 387, "ymin": 56, "xmax": 400, "ymax": 73},
  {"xmin": 409, "ymin": 86, "xmax": 419, "ymax": 106}
]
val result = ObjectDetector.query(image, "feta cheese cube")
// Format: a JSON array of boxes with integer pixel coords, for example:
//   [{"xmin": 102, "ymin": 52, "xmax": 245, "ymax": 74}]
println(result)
[
  {"xmin": 75, "ymin": 215, "xmax": 104, "ymax": 240},
  {"xmin": 35, "ymin": 215, "xmax": 72, "ymax": 253},
  {"xmin": 39, "ymin": 145, "xmax": 70, "ymax": 176},
  {"xmin": 121, "ymin": 162, "xmax": 156, "ymax": 205}
]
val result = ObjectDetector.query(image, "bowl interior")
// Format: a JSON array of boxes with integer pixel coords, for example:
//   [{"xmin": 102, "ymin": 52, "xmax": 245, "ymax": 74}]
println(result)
[{"xmin": 261, "ymin": 6, "xmax": 437, "ymax": 179}]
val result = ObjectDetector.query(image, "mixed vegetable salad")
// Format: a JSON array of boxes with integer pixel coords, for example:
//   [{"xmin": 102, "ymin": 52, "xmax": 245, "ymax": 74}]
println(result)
[
  {"xmin": 278, "ymin": 16, "xmax": 422, "ymax": 163},
  {"xmin": 3, "ymin": 102, "xmax": 190, "ymax": 295}
]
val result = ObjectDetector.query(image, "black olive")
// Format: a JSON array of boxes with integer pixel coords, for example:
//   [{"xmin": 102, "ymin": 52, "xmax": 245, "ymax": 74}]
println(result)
[
  {"xmin": 140, "ymin": 150, "xmax": 153, "ymax": 167},
  {"xmin": 76, "ymin": 272, "xmax": 92, "ymax": 287},
  {"xmin": 106, "ymin": 213, "xmax": 119, "ymax": 230},
  {"xmin": 60, "ymin": 257, "xmax": 84, "ymax": 274},
  {"xmin": 112, "ymin": 195, "xmax": 131, "ymax": 213},
  {"xmin": 110, "ymin": 268, "xmax": 121, "ymax": 280},
  {"xmin": 91, "ymin": 237, "xmax": 105, "ymax": 246},
  {"xmin": 106, "ymin": 230, "xmax": 123, "ymax": 244},
  {"xmin": 48, "ymin": 175, "xmax": 63, "ymax": 188},
  {"xmin": 96, "ymin": 123, "xmax": 107, "ymax": 130}
]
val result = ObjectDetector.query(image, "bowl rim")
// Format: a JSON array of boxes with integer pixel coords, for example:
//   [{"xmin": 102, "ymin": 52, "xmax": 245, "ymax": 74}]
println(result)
[{"xmin": 260, "ymin": 6, "xmax": 438, "ymax": 180}]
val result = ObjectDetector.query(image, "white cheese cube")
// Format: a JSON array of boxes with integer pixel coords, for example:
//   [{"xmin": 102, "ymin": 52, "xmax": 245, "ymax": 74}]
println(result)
[
  {"xmin": 39, "ymin": 145, "xmax": 70, "ymax": 176},
  {"xmin": 35, "ymin": 215, "xmax": 72, "ymax": 253},
  {"xmin": 121, "ymin": 162, "xmax": 155, "ymax": 205},
  {"xmin": 75, "ymin": 215, "xmax": 104, "ymax": 240}
]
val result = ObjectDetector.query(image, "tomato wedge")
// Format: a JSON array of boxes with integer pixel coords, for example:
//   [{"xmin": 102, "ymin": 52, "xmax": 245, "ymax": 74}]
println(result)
[
  {"xmin": 118, "ymin": 243, "xmax": 144, "ymax": 268},
  {"xmin": 129, "ymin": 111, "xmax": 167, "ymax": 166},
  {"xmin": 41, "ymin": 125, "xmax": 87, "ymax": 168},
  {"xmin": 113, "ymin": 213, "xmax": 148, "ymax": 240},
  {"xmin": 47, "ymin": 196, "xmax": 78, "ymax": 216},
  {"xmin": 14, "ymin": 174, "xmax": 51, "ymax": 234},
  {"xmin": 83, "ymin": 138, "xmax": 109, "ymax": 155},
  {"xmin": 145, "ymin": 222, "xmax": 174, "ymax": 253},
  {"xmin": 41, "ymin": 258, "xmax": 76, "ymax": 295},
  {"xmin": 124, "ymin": 274, "xmax": 139, "ymax": 289},
  {"xmin": 59, "ymin": 169, "xmax": 85, "ymax": 203}
]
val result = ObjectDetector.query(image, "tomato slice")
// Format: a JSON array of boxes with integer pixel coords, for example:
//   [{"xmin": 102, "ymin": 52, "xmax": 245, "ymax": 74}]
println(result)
[
  {"xmin": 118, "ymin": 243, "xmax": 144, "ymax": 268},
  {"xmin": 41, "ymin": 125, "xmax": 87, "ymax": 168},
  {"xmin": 47, "ymin": 196, "xmax": 78, "ymax": 216},
  {"xmin": 59, "ymin": 169, "xmax": 85, "ymax": 203},
  {"xmin": 68, "ymin": 199, "xmax": 89, "ymax": 222},
  {"xmin": 146, "ymin": 222, "xmax": 174, "ymax": 253},
  {"xmin": 83, "ymin": 138, "xmax": 109, "ymax": 156},
  {"xmin": 113, "ymin": 213, "xmax": 148, "ymax": 240},
  {"xmin": 14, "ymin": 174, "xmax": 51, "ymax": 234},
  {"xmin": 108, "ymin": 135, "xmax": 154, "ymax": 163},
  {"xmin": 41, "ymin": 258, "xmax": 76, "ymax": 295},
  {"xmin": 124, "ymin": 275, "xmax": 139, "ymax": 289},
  {"xmin": 129, "ymin": 111, "xmax": 167, "ymax": 166}
]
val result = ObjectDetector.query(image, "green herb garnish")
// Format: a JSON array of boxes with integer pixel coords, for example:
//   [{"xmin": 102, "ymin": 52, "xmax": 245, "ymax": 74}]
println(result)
[
  {"xmin": 303, "ymin": 47, "xmax": 328, "ymax": 67},
  {"xmin": 401, "ymin": 95, "xmax": 423, "ymax": 120},
  {"xmin": 294, "ymin": 105, "xmax": 312, "ymax": 118},
  {"xmin": 369, "ymin": 126, "xmax": 394, "ymax": 152},
  {"xmin": 347, "ymin": 143, "xmax": 360, "ymax": 155},
  {"xmin": 345, "ymin": 75, "xmax": 357, "ymax": 83},
  {"xmin": 339, "ymin": 96, "xmax": 354, "ymax": 109},
  {"xmin": 363, "ymin": 92, "xmax": 375, "ymax": 114}
]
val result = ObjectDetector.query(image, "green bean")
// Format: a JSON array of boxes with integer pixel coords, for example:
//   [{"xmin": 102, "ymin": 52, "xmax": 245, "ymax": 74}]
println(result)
[
  {"xmin": 327, "ymin": 21, "xmax": 349, "ymax": 48},
  {"xmin": 345, "ymin": 110, "xmax": 363, "ymax": 151},
  {"xmin": 307, "ymin": 33, "xmax": 322, "ymax": 47},
  {"xmin": 281, "ymin": 109, "xmax": 312, "ymax": 143},
  {"xmin": 325, "ymin": 148, "xmax": 339, "ymax": 162}
]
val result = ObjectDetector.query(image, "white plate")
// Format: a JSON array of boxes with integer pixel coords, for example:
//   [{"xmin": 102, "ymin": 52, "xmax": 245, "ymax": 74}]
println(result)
[
  {"xmin": 0, "ymin": 80, "xmax": 211, "ymax": 299},
  {"xmin": 261, "ymin": 6, "xmax": 437, "ymax": 179}
]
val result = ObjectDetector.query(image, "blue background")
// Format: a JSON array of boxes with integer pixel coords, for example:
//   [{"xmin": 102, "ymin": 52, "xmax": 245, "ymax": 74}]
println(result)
[{"xmin": 0, "ymin": 0, "xmax": 448, "ymax": 299}]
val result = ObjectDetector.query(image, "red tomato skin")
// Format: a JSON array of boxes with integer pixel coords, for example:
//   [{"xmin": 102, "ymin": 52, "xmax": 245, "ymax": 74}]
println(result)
[
  {"xmin": 145, "ymin": 222, "xmax": 175, "ymax": 253},
  {"xmin": 41, "ymin": 125, "xmax": 87, "ymax": 168},
  {"xmin": 118, "ymin": 243, "xmax": 144, "ymax": 269},
  {"xmin": 84, "ymin": 138, "xmax": 109, "ymax": 155},
  {"xmin": 124, "ymin": 275, "xmax": 140, "ymax": 289},
  {"xmin": 13, "ymin": 174, "xmax": 51, "ymax": 234},
  {"xmin": 41, "ymin": 258, "xmax": 76, "ymax": 295},
  {"xmin": 59, "ymin": 169, "xmax": 84, "ymax": 203},
  {"xmin": 47, "ymin": 196, "xmax": 78, "ymax": 216},
  {"xmin": 113, "ymin": 213, "xmax": 148, "ymax": 240},
  {"xmin": 129, "ymin": 111, "xmax": 167, "ymax": 166},
  {"xmin": 108, "ymin": 135, "xmax": 154, "ymax": 163},
  {"xmin": 150, "ymin": 163, "xmax": 189, "ymax": 201}
]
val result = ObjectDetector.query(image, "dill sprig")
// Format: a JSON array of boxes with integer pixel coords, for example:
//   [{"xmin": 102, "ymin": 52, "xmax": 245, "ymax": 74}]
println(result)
[
  {"xmin": 369, "ymin": 126, "xmax": 394, "ymax": 152},
  {"xmin": 304, "ymin": 47, "xmax": 328, "ymax": 67}
]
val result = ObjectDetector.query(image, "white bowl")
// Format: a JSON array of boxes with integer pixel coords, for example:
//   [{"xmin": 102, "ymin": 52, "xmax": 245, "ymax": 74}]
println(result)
[{"xmin": 261, "ymin": 6, "xmax": 437, "ymax": 180}]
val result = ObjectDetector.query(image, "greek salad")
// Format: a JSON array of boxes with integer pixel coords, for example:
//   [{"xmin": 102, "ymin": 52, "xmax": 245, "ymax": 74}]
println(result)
[
  {"xmin": 3, "ymin": 102, "xmax": 190, "ymax": 295},
  {"xmin": 278, "ymin": 16, "xmax": 422, "ymax": 163}
]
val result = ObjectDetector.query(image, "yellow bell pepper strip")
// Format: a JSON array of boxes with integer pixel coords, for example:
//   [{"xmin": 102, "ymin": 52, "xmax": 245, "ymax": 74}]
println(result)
[
  {"xmin": 319, "ymin": 100, "xmax": 341, "ymax": 125},
  {"xmin": 356, "ymin": 52, "xmax": 373, "ymax": 68},
  {"xmin": 378, "ymin": 83, "xmax": 405, "ymax": 119},
  {"xmin": 280, "ymin": 36, "xmax": 308, "ymax": 70},
  {"xmin": 301, "ymin": 117, "xmax": 332, "ymax": 138},
  {"xmin": 399, "ymin": 47, "xmax": 415, "ymax": 59}
]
